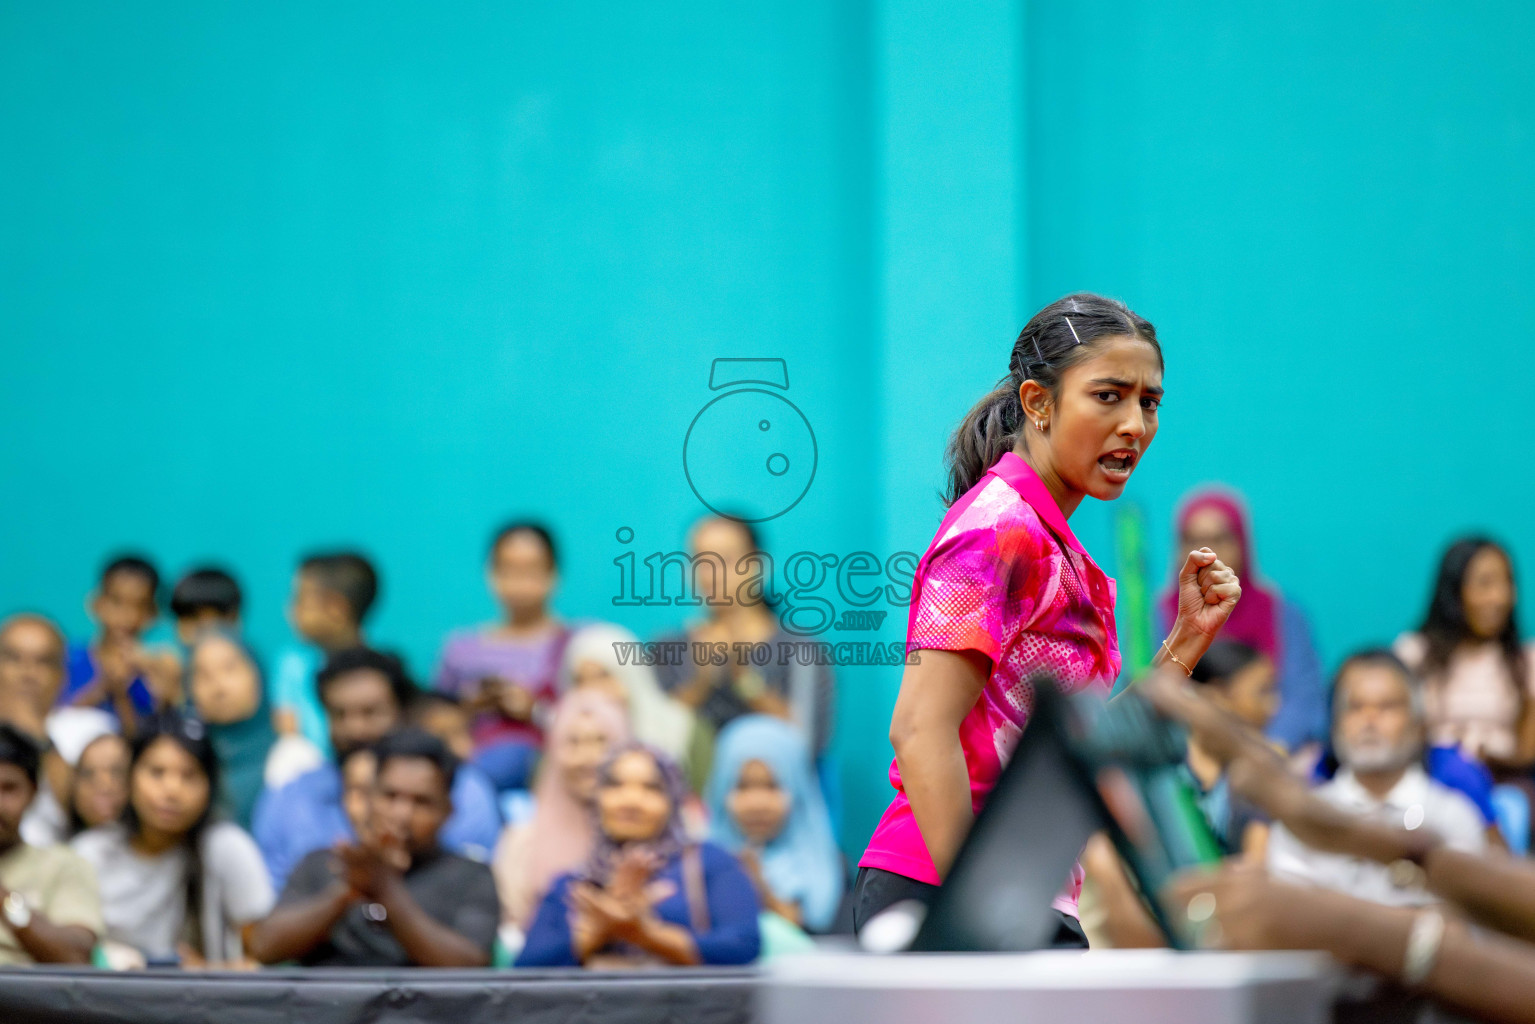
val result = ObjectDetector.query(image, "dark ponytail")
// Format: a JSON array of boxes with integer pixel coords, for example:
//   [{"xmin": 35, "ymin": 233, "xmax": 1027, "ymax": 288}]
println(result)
[{"xmin": 943, "ymin": 292, "xmax": 1161, "ymax": 505}]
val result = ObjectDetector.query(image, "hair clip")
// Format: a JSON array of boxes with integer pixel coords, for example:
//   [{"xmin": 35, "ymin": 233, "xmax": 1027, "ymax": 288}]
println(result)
[
  {"xmin": 1064, "ymin": 316, "xmax": 1085, "ymax": 347},
  {"xmin": 1030, "ymin": 333, "xmax": 1046, "ymax": 366}
]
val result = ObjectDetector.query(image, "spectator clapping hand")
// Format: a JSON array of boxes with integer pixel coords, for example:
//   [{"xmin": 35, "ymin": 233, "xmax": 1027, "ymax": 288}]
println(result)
[
  {"xmin": 333, "ymin": 838, "xmax": 406, "ymax": 902},
  {"xmin": 82, "ymin": 637, "xmax": 183, "ymax": 718},
  {"xmin": 568, "ymin": 848, "xmax": 676, "ymax": 956}
]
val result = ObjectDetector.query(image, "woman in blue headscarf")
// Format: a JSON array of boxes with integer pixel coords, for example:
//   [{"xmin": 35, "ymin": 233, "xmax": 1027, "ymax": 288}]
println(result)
[
  {"xmin": 706, "ymin": 715, "xmax": 844, "ymax": 933},
  {"xmin": 187, "ymin": 630, "xmax": 275, "ymax": 829}
]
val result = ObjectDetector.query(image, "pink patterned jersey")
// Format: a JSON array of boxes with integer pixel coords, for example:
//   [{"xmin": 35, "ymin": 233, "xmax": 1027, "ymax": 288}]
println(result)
[{"xmin": 858, "ymin": 452, "xmax": 1121, "ymax": 915}]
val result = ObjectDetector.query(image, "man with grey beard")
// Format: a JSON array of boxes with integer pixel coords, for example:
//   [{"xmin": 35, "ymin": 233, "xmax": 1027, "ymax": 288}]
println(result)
[{"xmin": 1266, "ymin": 649, "xmax": 1486, "ymax": 906}]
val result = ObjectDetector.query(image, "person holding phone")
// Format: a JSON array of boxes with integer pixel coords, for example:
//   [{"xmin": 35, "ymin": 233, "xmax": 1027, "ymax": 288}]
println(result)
[
  {"xmin": 853, "ymin": 293, "xmax": 1242, "ymax": 942},
  {"xmin": 434, "ymin": 522, "xmax": 571, "ymax": 793}
]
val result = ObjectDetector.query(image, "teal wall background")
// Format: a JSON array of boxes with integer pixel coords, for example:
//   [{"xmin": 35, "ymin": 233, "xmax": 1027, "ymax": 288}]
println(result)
[{"xmin": 4, "ymin": 1, "xmax": 1532, "ymax": 856}]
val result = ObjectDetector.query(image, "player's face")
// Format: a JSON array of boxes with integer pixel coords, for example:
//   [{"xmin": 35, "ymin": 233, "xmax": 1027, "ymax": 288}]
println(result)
[{"xmin": 1044, "ymin": 336, "xmax": 1162, "ymax": 502}]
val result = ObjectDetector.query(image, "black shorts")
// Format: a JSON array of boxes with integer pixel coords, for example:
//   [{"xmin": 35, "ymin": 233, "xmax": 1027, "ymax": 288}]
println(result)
[{"xmin": 851, "ymin": 866, "xmax": 1088, "ymax": 948}]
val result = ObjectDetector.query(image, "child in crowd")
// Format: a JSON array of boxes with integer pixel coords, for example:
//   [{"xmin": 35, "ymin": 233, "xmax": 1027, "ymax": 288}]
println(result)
[
  {"xmin": 434, "ymin": 522, "xmax": 571, "ymax": 792},
  {"xmin": 493, "ymin": 690, "xmax": 630, "ymax": 946},
  {"xmin": 271, "ymin": 552, "xmax": 379, "ymax": 759},
  {"xmin": 706, "ymin": 716, "xmax": 845, "ymax": 936},
  {"xmin": 515, "ymin": 744, "xmax": 760, "ymax": 968},
  {"xmin": 64, "ymin": 556, "xmax": 180, "ymax": 726},
  {"xmin": 169, "ymin": 567, "xmax": 242, "ymax": 648},
  {"xmin": 72, "ymin": 713, "xmax": 274, "ymax": 969},
  {"xmin": 1185, "ymin": 641, "xmax": 1278, "ymax": 859}
]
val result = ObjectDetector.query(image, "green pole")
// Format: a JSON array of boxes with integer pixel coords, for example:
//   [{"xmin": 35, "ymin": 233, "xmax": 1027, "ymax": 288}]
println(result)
[{"xmin": 1111, "ymin": 501, "xmax": 1155, "ymax": 696}]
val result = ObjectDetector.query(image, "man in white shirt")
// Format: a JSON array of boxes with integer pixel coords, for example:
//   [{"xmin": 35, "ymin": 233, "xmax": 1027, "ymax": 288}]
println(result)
[{"xmin": 1267, "ymin": 649, "xmax": 1485, "ymax": 906}]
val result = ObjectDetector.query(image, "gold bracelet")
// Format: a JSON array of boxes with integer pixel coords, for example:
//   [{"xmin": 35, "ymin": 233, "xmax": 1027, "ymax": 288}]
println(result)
[{"xmin": 1160, "ymin": 639, "xmax": 1193, "ymax": 677}]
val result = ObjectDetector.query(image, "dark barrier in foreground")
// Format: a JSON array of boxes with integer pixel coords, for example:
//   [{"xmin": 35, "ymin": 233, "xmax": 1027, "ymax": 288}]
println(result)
[
  {"xmin": 0, "ymin": 966, "xmax": 756, "ymax": 1024},
  {"xmin": 0, "ymin": 960, "xmax": 1467, "ymax": 1024}
]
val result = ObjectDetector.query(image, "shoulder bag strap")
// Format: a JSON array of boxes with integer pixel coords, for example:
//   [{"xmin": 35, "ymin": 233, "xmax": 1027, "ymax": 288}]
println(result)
[{"xmin": 682, "ymin": 844, "xmax": 711, "ymax": 935}]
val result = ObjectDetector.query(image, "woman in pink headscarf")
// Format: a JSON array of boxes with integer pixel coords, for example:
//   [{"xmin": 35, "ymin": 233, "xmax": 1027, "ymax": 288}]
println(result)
[
  {"xmin": 492, "ymin": 690, "xmax": 631, "ymax": 945},
  {"xmin": 1160, "ymin": 490, "xmax": 1327, "ymax": 750}
]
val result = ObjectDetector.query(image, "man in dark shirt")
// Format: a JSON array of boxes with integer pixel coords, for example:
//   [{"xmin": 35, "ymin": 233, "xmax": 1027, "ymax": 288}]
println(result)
[{"xmin": 247, "ymin": 729, "xmax": 499, "ymax": 967}]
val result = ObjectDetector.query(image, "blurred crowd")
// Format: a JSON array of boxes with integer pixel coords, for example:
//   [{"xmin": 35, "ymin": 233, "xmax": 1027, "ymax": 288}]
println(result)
[
  {"xmin": 0, "ymin": 492, "xmax": 1529, "ymax": 984},
  {"xmin": 0, "ymin": 515, "xmax": 839, "ymax": 970},
  {"xmin": 1149, "ymin": 495, "xmax": 1531, "ymax": 873}
]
